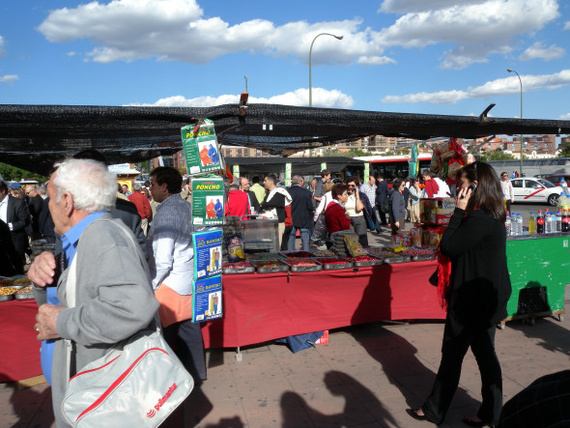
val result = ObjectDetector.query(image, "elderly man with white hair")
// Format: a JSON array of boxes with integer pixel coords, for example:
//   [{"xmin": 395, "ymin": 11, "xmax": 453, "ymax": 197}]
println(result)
[{"xmin": 28, "ymin": 158, "xmax": 159, "ymax": 427}]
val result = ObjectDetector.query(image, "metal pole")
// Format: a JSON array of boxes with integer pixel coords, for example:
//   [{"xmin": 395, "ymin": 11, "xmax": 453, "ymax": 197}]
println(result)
[
  {"xmin": 309, "ymin": 33, "xmax": 343, "ymax": 107},
  {"xmin": 244, "ymin": 75, "xmax": 248, "ymax": 92},
  {"xmin": 507, "ymin": 69, "xmax": 523, "ymax": 175}
]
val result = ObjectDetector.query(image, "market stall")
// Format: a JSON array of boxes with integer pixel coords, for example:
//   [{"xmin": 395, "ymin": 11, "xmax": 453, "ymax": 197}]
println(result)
[{"xmin": 1, "ymin": 231, "xmax": 568, "ymax": 382}]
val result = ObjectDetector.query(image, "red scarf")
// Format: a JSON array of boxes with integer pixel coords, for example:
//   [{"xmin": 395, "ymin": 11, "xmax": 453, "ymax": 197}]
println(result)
[{"xmin": 436, "ymin": 251, "xmax": 452, "ymax": 310}]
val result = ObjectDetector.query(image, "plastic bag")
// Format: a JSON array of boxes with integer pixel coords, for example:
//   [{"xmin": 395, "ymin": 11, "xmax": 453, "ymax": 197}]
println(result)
[
  {"xmin": 310, "ymin": 213, "xmax": 328, "ymax": 244},
  {"xmin": 225, "ymin": 234, "xmax": 245, "ymax": 262},
  {"xmin": 343, "ymin": 234, "xmax": 367, "ymax": 257}
]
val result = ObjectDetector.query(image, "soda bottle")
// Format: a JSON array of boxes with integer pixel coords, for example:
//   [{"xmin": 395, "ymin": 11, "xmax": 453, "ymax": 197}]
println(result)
[
  {"xmin": 562, "ymin": 209, "xmax": 570, "ymax": 233},
  {"xmin": 528, "ymin": 212, "xmax": 536, "ymax": 234},
  {"xmin": 536, "ymin": 210, "xmax": 545, "ymax": 234},
  {"xmin": 505, "ymin": 214, "xmax": 511, "ymax": 236}
]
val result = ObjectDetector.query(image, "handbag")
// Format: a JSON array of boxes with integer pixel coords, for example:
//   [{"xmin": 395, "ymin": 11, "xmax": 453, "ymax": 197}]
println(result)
[
  {"xmin": 61, "ymin": 219, "xmax": 194, "ymax": 427},
  {"xmin": 311, "ymin": 212, "xmax": 328, "ymax": 244}
]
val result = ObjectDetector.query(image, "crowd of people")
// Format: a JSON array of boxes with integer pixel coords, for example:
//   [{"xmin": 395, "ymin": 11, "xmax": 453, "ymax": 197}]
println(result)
[{"xmin": 1, "ymin": 157, "xmax": 555, "ymax": 427}]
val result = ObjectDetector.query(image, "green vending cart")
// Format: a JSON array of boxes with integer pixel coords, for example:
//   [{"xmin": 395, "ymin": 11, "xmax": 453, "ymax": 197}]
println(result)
[{"xmin": 502, "ymin": 233, "xmax": 570, "ymax": 328}]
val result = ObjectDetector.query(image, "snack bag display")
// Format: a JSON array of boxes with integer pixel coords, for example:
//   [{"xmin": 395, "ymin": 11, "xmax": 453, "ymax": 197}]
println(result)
[
  {"xmin": 225, "ymin": 233, "xmax": 245, "ymax": 262},
  {"xmin": 343, "ymin": 234, "xmax": 367, "ymax": 257}
]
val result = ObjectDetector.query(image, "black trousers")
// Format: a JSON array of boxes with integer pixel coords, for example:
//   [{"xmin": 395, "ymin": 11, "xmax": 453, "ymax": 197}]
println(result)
[
  {"xmin": 423, "ymin": 314, "xmax": 503, "ymax": 425},
  {"xmin": 163, "ymin": 319, "xmax": 207, "ymax": 381}
]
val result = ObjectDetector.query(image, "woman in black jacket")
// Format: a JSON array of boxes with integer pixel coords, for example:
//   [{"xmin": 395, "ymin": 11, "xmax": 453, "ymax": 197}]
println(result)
[
  {"xmin": 408, "ymin": 162, "xmax": 512, "ymax": 427},
  {"xmin": 390, "ymin": 178, "xmax": 406, "ymax": 235}
]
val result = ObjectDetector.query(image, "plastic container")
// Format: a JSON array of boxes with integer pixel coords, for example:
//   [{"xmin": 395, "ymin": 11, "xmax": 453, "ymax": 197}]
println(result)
[
  {"xmin": 240, "ymin": 216, "xmax": 279, "ymax": 253},
  {"xmin": 516, "ymin": 214, "xmax": 523, "ymax": 236},
  {"xmin": 505, "ymin": 214, "xmax": 511, "ymax": 236}
]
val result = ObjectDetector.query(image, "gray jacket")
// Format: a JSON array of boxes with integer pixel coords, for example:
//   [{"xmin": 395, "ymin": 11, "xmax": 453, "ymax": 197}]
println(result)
[
  {"xmin": 35, "ymin": 215, "xmax": 159, "ymax": 427},
  {"xmin": 390, "ymin": 190, "xmax": 406, "ymax": 220}
]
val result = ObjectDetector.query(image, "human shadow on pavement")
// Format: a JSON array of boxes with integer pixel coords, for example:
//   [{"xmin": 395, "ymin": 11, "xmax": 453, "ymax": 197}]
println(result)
[
  {"xmin": 351, "ymin": 323, "xmax": 480, "ymax": 415},
  {"xmin": 281, "ymin": 370, "xmax": 398, "ymax": 427},
  {"xmin": 4, "ymin": 377, "xmax": 55, "ymax": 428},
  {"xmin": 506, "ymin": 316, "xmax": 570, "ymax": 355}
]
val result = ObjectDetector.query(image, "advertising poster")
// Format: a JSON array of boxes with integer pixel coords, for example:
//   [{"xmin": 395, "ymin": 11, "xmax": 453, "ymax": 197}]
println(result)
[
  {"xmin": 181, "ymin": 119, "xmax": 223, "ymax": 176},
  {"xmin": 320, "ymin": 162, "xmax": 327, "ymax": 171},
  {"xmin": 232, "ymin": 165, "xmax": 240, "ymax": 178},
  {"xmin": 191, "ymin": 177, "xmax": 224, "ymax": 226},
  {"xmin": 285, "ymin": 163, "xmax": 291, "ymax": 187},
  {"xmin": 364, "ymin": 163, "xmax": 370, "ymax": 181},
  {"xmin": 192, "ymin": 229, "xmax": 223, "ymax": 280},
  {"xmin": 192, "ymin": 275, "xmax": 223, "ymax": 323}
]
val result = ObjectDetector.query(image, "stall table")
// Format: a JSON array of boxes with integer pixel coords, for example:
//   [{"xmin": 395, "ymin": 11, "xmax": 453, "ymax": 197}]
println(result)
[{"xmin": 202, "ymin": 261, "xmax": 444, "ymax": 349}]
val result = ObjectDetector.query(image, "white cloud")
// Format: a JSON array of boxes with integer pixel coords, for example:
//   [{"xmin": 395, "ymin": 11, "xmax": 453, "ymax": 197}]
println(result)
[
  {"xmin": 0, "ymin": 75, "xmax": 19, "ymax": 83},
  {"xmin": 519, "ymin": 42, "xmax": 565, "ymax": 61},
  {"xmin": 560, "ymin": 113, "xmax": 570, "ymax": 120},
  {"xmin": 383, "ymin": 69, "xmax": 570, "ymax": 104},
  {"xmin": 564, "ymin": 21, "xmax": 570, "ymax": 30},
  {"xmin": 0, "ymin": 36, "xmax": 5, "ymax": 57},
  {"xmin": 128, "ymin": 88, "xmax": 354, "ymax": 109},
  {"xmin": 36, "ymin": 0, "xmax": 560, "ymax": 70},
  {"xmin": 379, "ymin": 0, "xmax": 488, "ymax": 14},
  {"xmin": 357, "ymin": 55, "xmax": 396, "ymax": 65}
]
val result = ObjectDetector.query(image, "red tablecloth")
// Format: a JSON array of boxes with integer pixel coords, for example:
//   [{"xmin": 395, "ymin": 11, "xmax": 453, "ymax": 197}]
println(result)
[
  {"xmin": 1, "ymin": 261, "xmax": 444, "ymax": 381},
  {"xmin": 0, "ymin": 299, "xmax": 42, "ymax": 382},
  {"xmin": 202, "ymin": 260, "xmax": 445, "ymax": 348}
]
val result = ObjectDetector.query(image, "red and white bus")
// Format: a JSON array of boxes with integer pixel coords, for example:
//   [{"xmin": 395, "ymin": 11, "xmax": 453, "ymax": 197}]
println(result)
[{"xmin": 354, "ymin": 154, "xmax": 432, "ymax": 179}]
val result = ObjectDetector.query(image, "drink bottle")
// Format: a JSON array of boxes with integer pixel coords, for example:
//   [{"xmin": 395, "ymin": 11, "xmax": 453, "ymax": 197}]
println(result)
[
  {"xmin": 555, "ymin": 211, "xmax": 562, "ymax": 233},
  {"xmin": 517, "ymin": 214, "xmax": 523, "ymax": 236},
  {"xmin": 528, "ymin": 212, "xmax": 536, "ymax": 234},
  {"xmin": 505, "ymin": 214, "xmax": 511, "ymax": 236},
  {"xmin": 562, "ymin": 209, "xmax": 570, "ymax": 233},
  {"xmin": 536, "ymin": 210, "xmax": 545, "ymax": 234}
]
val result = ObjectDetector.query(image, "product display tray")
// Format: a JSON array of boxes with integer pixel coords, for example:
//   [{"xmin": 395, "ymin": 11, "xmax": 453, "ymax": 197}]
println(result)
[
  {"xmin": 383, "ymin": 256, "xmax": 412, "ymax": 264},
  {"xmin": 283, "ymin": 258, "xmax": 322, "ymax": 272},
  {"xmin": 222, "ymin": 262, "xmax": 255, "ymax": 275},
  {"xmin": 348, "ymin": 256, "xmax": 384, "ymax": 267},
  {"xmin": 254, "ymin": 261, "xmax": 290, "ymax": 274},
  {"xmin": 313, "ymin": 258, "xmax": 354, "ymax": 270}
]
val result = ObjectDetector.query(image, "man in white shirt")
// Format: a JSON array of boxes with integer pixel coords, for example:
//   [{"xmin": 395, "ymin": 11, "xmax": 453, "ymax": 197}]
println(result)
[
  {"xmin": 360, "ymin": 175, "xmax": 377, "ymax": 207},
  {"xmin": 148, "ymin": 167, "xmax": 206, "ymax": 384},
  {"xmin": 500, "ymin": 172, "xmax": 515, "ymax": 213}
]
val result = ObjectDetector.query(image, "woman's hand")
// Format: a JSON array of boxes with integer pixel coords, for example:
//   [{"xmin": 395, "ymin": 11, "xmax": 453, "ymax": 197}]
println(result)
[{"xmin": 456, "ymin": 186, "xmax": 472, "ymax": 210}]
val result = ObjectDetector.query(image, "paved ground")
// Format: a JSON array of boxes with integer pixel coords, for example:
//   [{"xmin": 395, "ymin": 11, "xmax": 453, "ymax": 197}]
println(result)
[{"xmin": 2, "ymin": 228, "xmax": 568, "ymax": 428}]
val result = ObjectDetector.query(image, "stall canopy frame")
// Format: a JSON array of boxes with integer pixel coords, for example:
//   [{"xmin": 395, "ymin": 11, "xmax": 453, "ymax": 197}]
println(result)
[{"xmin": 1, "ymin": 103, "xmax": 569, "ymax": 175}]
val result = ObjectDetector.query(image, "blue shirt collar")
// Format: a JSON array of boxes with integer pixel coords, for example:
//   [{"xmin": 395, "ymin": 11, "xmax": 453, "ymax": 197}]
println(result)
[{"xmin": 61, "ymin": 211, "xmax": 106, "ymax": 265}]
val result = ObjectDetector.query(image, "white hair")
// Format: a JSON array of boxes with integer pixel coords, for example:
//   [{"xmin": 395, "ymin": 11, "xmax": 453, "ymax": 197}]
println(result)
[{"xmin": 53, "ymin": 158, "xmax": 117, "ymax": 213}]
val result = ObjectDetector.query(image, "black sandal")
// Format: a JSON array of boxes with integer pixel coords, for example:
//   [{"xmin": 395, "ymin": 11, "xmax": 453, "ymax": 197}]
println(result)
[{"xmin": 407, "ymin": 408, "xmax": 429, "ymax": 421}]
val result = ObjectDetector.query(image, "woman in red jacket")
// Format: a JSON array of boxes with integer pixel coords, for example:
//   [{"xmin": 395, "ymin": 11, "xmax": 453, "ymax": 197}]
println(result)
[{"xmin": 325, "ymin": 183, "xmax": 351, "ymax": 234}]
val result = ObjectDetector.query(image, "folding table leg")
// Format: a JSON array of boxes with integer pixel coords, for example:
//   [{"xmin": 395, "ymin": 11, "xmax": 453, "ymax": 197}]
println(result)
[{"xmin": 235, "ymin": 347, "xmax": 243, "ymax": 362}]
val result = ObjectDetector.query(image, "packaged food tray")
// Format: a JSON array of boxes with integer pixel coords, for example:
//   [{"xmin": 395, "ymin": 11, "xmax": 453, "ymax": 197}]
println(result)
[
  {"xmin": 282, "ymin": 258, "xmax": 322, "ymax": 272},
  {"xmin": 347, "ymin": 255, "xmax": 384, "ymax": 267},
  {"xmin": 312, "ymin": 257, "xmax": 354, "ymax": 270},
  {"xmin": 222, "ymin": 262, "xmax": 255, "ymax": 275},
  {"xmin": 383, "ymin": 255, "xmax": 412, "ymax": 264},
  {"xmin": 253, "ymin": 260, "xmax": 289, "ymax": 274},
  {"xmin": 0, "ymin": 285, "xmax": 24, "ymax": 302}
]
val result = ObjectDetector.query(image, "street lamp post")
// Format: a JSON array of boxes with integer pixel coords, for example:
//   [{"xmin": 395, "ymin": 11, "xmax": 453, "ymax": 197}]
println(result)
[
  {"xmin": 309, "ymin": 33, "xmax": 343, "ymax": 107},
  {"xmin": 507, "ymin": 68, "xmax": 523, "ymax": 176}
]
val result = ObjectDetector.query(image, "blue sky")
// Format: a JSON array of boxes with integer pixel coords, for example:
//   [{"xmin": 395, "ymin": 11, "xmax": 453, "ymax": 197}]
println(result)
[{"xmin": 1, "ymin": 0, "xmax": 570, "ymax": 123}]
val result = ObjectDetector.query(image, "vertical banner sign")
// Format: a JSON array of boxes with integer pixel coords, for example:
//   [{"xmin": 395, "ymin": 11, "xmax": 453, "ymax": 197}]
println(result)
[
  {"xmin": 181, "ymin": 119, "xmax": 223, "ymax": 176},
  {"xmin": 232, "ymin": 165, "xmax": 240, "ymax": 179},
  {"xmin": 192, "ymin": 229, "xmax": 223, "ymax": 280},
  {"xmin": 364, "ymin": 163, "xmax": 370, "ymax": 181},
  {"xmin": 191, "ymin": 177, "xmax": 225, "ymax": 226},
  {"xmin": 285, "ymin": 163, "xmax": 292, "ymax": 187},
  {"xmin": 192, "ymin": 275, "xmax": 223, "ymax": 323},
  {"xmin": 320, "ymin": 163, "xmax": 327, "ymax": 171}
]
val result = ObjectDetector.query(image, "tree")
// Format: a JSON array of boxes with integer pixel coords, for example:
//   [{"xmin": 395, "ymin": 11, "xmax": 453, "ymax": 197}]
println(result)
[
  {"xmin": 0, "ymin": 163, "xmax": 48, "ymax": 182},
  {"xmin": 558, "ymin": 140, "xmax": 570, "ymax": 158},
  {"xmin": 480, "ymin": 149, "xmax": 515, "ymax": 162}
]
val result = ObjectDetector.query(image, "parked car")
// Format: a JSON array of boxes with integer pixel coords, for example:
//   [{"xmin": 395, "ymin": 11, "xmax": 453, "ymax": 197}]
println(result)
[
  {"xmin": 543, "ymin": 174, "xmax": 570, "ymax": 186},
  {"xmin": 510, "ymin": 177, "xmax": 564, "ymax": 206}
]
